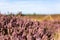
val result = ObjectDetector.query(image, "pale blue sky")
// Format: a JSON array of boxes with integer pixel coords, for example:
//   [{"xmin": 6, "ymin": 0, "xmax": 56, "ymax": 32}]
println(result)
[{"xmin": 0, "ymin": 0, "xmax": 60, "ymax": 14}]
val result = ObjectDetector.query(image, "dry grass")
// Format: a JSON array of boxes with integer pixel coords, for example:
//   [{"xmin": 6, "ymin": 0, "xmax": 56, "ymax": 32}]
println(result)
[
  {"xmin": 26, "ymin": 15, "xmax": 60, "ymax": 21},
  {"xmin": 54, "ymin": 28, "xmax": 60, "ymax": 40}
]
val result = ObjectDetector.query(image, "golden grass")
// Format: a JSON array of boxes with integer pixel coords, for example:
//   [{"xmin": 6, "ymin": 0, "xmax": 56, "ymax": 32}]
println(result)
[{"xmin": 53, "ymin": 28, "xmax": 60, "ymax": 40}]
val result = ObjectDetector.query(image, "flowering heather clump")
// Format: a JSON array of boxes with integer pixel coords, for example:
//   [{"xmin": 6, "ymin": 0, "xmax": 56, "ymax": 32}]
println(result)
[{"xmin": 0, "ymin": 14, "xmax": 59, "ymax": 40}]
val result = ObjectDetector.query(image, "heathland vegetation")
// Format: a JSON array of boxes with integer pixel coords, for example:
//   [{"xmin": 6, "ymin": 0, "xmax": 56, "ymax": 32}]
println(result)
[{"xmin": 0, "ymin": 12, "xmax": 59, "ymax": 40}]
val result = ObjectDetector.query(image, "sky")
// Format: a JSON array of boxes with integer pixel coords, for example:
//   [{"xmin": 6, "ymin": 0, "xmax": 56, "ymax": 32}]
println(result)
[{"xmin": 0, "ymin": 0, "xmax": 60, "ymax": 14}]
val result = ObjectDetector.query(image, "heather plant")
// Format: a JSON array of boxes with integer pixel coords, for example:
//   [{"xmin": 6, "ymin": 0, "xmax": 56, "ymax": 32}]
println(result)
[{"xmin": 0, "ymin": 14, "xmax": 59, "ymax": 40}]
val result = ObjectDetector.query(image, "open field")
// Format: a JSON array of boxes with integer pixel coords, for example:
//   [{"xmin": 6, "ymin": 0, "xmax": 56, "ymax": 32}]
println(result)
[{"xmin": 22, "ymin": 14, "xmax": 60, "ymax": 21}]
